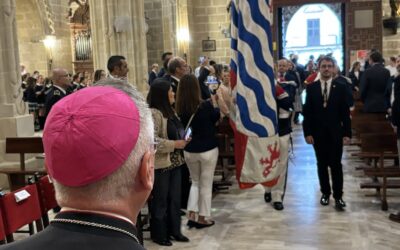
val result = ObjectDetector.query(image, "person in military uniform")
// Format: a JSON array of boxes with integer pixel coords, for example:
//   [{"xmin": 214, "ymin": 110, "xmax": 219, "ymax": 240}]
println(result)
[
  {"xmin": 1, "ymin": 79, "xmax": 155, "ymax": 250},
  {"xmin": 44, "ymin": 68, "xmax": 72, "ymax": 122}
]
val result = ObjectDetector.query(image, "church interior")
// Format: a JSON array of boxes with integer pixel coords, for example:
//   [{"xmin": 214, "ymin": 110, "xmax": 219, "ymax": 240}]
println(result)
[{"xmin": 1, "ymin": 0, "xmax": 400, "ymax": 249}]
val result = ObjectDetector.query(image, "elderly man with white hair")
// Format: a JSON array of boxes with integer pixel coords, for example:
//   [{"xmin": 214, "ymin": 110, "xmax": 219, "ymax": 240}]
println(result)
[{"xmin": 2, "ymin": 79, "xmax": 155, "ymax": 250}]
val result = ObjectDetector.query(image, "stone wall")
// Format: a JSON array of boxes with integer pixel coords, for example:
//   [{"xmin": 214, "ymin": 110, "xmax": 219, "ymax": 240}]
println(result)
[
  {"xmin": 273, "ymin": 0, "xmax": 382, "ymax": 72},
  {"xmin": 345, "ymin": 0, "xmax": 382, "ymax": 69},
  {"xmin": 382, "ymin": 1, "xmax": 400, "ymax": 59},
  {"xmin": 49, "ymin": 0, "xmax": 73, "ymax": 73},
  {"xmin": 16, "ymin": 0, "xmax": 72, "ymax": 76},
  {"xmin": 145, "ymin": 0, "xmax": 164, "ymax": 69},
  {"xmin": 144, "ymin": 0, "xmax": 231, "ymax": 69},
  {"xmin": 16, "ymin": 0, "xmax": 47, "ymax": 75},
  {"xmin": 188, "ymin": 0, "xmax": 231, "ymax": 67}
]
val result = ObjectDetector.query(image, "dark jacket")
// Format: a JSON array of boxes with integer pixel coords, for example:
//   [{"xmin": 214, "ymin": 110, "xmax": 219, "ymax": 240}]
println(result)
[
  {"xmin": 0, "ymin": 211, "xmax": 144, "ymax": 250},
  {"xmin": 23, "ymin": 87, "xmax": 37, "ymax": 103},
  {"xmin": 391, "ymin": 77, "xmax": 400, "ymax": 138},
  {"xmin": 360, "ymin": 64, "xmax": 391, "ymax": 113},
  {"xmin": 348, "ymin": 70, "xmax": 362, "ymax": 89},
  {"xmin": 198, "ymin": 67, "xmax": 212, "ymax": 100},
  {"xmin": 303, "ymin": 79, "xmax": 351, "ymax": 139},
  {"xmin": 148, "ymin": 71, "xmax": 157, "ymax": 85},
  {"xmin": 44, "ymin": 86, "xmax": 67, "ymax": 120},
  {"xmin": 35, "ymin": 85, "xmax": 45, "ymax": 104},
  {"xmin": 334, "ymin": 75, "xmax": 354, "ymax": 108},
  {"xmin": 162, "ymin": 75, "xmax": 179, "ymax": 93},
  {"xmin": 180, "ymin": 100, "xmax": 220, "ymax": 153},
  {"xmin": 157, "ymin": 67, "xmax": 167, "ymax": 78},
  {"xmin": 275, "ymin": 84, "xmax": 293, "ymax": 136}
]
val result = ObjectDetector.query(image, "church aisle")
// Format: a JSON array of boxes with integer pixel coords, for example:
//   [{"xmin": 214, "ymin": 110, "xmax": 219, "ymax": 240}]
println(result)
[{"xmin": 145, "ymin": 125, "xmax": 400, "ymax": 250}]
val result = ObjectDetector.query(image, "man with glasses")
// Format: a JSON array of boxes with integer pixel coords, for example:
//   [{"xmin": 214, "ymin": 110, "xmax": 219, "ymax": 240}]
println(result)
[
  {"xmin": 303, "ymin": 56, "xmax": 351, "ymax": 211},
  {"xmin": 44, "ymin": 68, "xmax": 72, "ymax": 121},
  {"xmin": 163, "ymin": 57, "xmax": 189, "ymax": 93}
]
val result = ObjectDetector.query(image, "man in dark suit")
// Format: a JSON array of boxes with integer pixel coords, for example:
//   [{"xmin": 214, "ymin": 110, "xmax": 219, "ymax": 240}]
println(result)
[
  {"xmin": 360, "ymin": 51, "xmax": 391, "ymax": 113},
  {"xmin": 44, "ymin": 68, "xmax": 71, "ymax": 122},
  {"xmin": 2, "ymin": 79, "xmax": 155, "ymax": 250},
  {"xmin": 163, "ymin": 56, "xmax": 189, "ymax": 93},
  {"xmin": 157, "ymin": 52, "xmax": 173, "ymax": 78},
  {"xmin": 303, "ymin": 56, "xmax": 352, "ymax": 210},
  {"xmin": 148, "ymin": 63, "xmax": 159, "ymax": 85}
]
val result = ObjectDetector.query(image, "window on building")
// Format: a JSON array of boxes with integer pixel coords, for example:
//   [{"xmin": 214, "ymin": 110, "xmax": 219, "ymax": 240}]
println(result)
[{"xmin": 307, "ymin": 19, "xmax": 320, "ymax": 46}]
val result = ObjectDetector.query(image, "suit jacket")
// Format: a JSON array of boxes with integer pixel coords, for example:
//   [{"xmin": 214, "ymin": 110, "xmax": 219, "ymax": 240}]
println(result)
[
  {"xmin": 391, "ymin": 77, "xmax": 400, "ymax": 138},
  {"xmin": 157, "ymin": 67, "xmax": 166, "ymax": 78},
  {"xmin": 0, "ymin": 211, "xmax": 144, "ymax": 250},
  {"xmin": 360, "ymin": 64, "xmax": 391, "ymax": 113},
  {"xmin": 44, "ymin": 86, "xmax": 67, "ymax": 120},
  {"xmin": 198, "ymin": 67, "xmax": 212, "ymax": 100},
  {"xmin": 148, "ymin": 71, "xmax": 157, "ymax": 85},
  {"xmin": 162, "ymin": 74, "xmax": 179, "ymax": 93},
  {"xmin": 302, "ymin": 79, "xmax": 351, "ymax": 140}
]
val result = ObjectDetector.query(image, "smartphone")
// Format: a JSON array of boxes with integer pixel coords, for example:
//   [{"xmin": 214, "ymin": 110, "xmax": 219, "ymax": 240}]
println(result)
[{"xmin": 184, "ymin": 127, "xmax": 192, "ymax": 141}]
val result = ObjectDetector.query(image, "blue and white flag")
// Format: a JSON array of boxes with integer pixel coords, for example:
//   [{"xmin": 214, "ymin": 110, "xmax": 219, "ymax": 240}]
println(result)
[{"xmin": 230, "ymin": 0, "xmax": 280, "ymax": 189}]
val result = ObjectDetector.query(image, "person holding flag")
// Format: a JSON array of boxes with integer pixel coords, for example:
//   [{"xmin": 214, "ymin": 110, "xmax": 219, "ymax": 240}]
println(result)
[
  {"xmin": 229, "ymin": 0, "xmax": 281, "ymax": 190},
  {"xmin": 264, "ymin": 83, "xmax": 293, "ymax": 210}
]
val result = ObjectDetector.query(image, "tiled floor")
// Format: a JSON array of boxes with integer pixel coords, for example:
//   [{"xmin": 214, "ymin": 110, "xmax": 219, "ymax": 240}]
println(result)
[{"xmin": 144, "ymin": 125, "xmax": 400, "ymax": 250}]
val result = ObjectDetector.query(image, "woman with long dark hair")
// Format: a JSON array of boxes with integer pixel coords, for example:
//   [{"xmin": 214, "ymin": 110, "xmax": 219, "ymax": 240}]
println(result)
[
  {"xmin": 175, "ymin": 74, "xmax": 220, "ymax": 229},
  {"xmin": 147, "ymin": 78, "xmax": 189, "ymax": 246}
]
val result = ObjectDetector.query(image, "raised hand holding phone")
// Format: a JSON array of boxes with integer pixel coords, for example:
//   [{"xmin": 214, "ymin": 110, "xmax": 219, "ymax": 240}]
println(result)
[
  {"xmin": 205, "ymin": 76, "xmax": 219, "ymax": 95},
  {"xmin": 184, "ymin": 127, "xmax": 192, "ymax": 141}
]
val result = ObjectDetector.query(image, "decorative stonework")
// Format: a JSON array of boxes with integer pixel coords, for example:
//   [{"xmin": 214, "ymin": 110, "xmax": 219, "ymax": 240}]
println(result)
[
  {"xmin": 89, "ymin": 0, "xmax": 149, "ymax": 92},
  {"xmin": 36, "ymin": 0, "xmax": 55, "ymax": 35},
  {"xmin": 0, "ymin": 0, "xmax": 35, "ymax": 188}
]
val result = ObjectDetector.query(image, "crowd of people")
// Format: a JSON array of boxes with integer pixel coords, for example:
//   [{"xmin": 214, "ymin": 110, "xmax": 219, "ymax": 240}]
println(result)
[
  {"xmin": 21, "ymin": 67, "xmax": 107, "ymax": 131},
  {"xmin": 12, "ymin": 49, "xmax": 400, "ymax": 249}
]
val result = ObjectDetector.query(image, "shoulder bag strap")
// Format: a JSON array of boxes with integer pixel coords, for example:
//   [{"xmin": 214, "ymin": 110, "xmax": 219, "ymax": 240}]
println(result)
[{"xmin": 185, "ymin": 104, "xmax": 200, "ymax": 131}]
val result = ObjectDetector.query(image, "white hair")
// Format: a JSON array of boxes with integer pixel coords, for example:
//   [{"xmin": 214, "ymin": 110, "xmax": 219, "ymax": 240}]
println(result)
[{"xmin": 54, "ymin": 79, "xmax": 154, "ymax": 206}]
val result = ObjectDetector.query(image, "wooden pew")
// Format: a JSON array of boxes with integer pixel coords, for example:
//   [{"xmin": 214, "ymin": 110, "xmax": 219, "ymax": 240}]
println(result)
[
  {"xmin": 3, "ymin": 137, "xmax": 46, "ymax": 191},
  {"xmin": 350, "ymin": 121, "xmax": 393, "ymax": 147},
  {"xmin": 214, "ymin": 133, "xmax": 234, "ymax": 190},
  {"xmin": 358, "ymin": 133, "xmax": 400, "ymax": 210},
  {"xmin": 351, "ymin": 113, "xmax": 387, "ymax": 130},
  {"xmin": 5, "ymin": 137, "xmax": 43, "ymax": 171},
  {"xmin": 214, "ymin": 118, "xmax": 235, "ymax": 191}
]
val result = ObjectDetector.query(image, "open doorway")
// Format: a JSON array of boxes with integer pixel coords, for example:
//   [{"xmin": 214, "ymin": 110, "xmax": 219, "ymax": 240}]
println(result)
[{"xmin": 278, "ymin": 3, "xmax": 345, "ymax": 71}]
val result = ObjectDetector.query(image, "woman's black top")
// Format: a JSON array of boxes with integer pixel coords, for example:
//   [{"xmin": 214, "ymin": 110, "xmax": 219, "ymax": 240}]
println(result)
[
  {"xmin": 180, "ymin": 100, "xmax": 220, "ymax": 153},
  {"xmin": 23, "ymin": 87, "xmax": 37, "ymax": 103},
  {"xmin": 35, "ymin": 85, "xmax": 45, "ymax": 104},
  {"xmin": 167, "ymin": 114, "xmax": 185, "ymax": 140},
  {"xmin": 198, "ymin": 67, "xmax": 211, "ymax": 100}
]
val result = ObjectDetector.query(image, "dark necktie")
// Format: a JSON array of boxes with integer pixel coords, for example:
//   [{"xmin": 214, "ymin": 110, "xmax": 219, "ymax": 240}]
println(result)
[{"xmin": 323, "ymin": 81, "xmax": 328, "ymax": 108}]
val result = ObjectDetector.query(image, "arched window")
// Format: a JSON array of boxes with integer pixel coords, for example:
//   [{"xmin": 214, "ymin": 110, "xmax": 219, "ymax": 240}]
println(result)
[{"xmin": 281, "ymin": 3, "xmax": 343, "ymax": 70}]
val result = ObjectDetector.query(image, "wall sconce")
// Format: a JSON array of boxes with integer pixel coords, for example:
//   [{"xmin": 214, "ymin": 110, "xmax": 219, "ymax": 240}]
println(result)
[
  {"xmin": 177, "ymin": 28, "xmax": 190, "ymax": 43},
  {"xmin": 43, "ymin": 35, "xmax": 56, "ymax": 70},
  {"xmin": 43, "ymin": 35, "xmax": 56, "ymax": 49}
]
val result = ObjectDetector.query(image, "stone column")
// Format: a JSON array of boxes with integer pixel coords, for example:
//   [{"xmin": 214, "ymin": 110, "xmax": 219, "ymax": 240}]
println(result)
[
  {"xmin": 176, "ymin": 0, "xmax": 191, "ymax": 63},
  {"xmin": 161, "ymin": 0, "xmax": 177, "ymax": 54},
  {"xmin": 89, "ymin": 0, "xmax": 148, "ymax": 92},
  {"xmin": 0, "ymin": 0, "xmax": 35, "ymax": 184}
]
